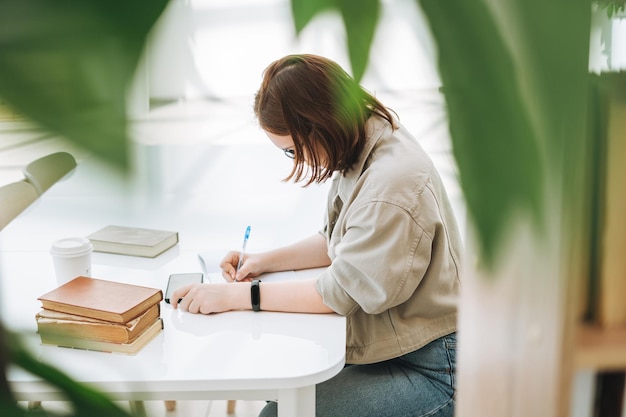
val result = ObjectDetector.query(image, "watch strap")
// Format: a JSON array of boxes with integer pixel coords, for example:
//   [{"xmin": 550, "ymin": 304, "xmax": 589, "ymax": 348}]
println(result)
[{"xmin": 251, "ymin": 279, "xmax": 261, "ymax": 311}]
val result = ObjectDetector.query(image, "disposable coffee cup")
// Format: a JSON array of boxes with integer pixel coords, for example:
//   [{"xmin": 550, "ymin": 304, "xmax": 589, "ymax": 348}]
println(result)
[{"xmin": 50, "ymin": 237, "xmax": 93, "ymax": 285}]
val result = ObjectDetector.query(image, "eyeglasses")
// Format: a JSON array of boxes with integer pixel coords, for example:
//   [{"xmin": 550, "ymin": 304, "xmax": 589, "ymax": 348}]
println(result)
[{"xmin": 283, "ymin": 148, "xmax": 296, "ymax": 159}]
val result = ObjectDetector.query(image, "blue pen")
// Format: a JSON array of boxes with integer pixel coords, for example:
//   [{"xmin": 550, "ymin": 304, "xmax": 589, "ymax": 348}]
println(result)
[{"xmin": 234, "ymin": 225, "xmax": 251, "ymax": 282}]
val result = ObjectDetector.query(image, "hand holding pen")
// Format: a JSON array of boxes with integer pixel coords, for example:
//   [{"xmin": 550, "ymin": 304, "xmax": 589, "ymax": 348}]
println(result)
[{"xmin": 233, "ymin": 225, "xmax": 251, "ymax": 282}]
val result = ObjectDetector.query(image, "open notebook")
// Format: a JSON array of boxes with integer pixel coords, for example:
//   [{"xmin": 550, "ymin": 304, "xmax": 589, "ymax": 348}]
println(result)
[{"xmin": 197, "ymin": 251, "xmax": 306, "ymax": 283}]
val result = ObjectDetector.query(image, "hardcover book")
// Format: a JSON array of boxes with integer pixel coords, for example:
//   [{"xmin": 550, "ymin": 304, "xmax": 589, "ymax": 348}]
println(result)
[
  {"xmin": 39, "ymin": 318, "xmax": 163, "ymax": 355},
  {"xmin": 36, "ymin": 303, "xmax": 160, "ymax": 344},
  {"xmin": 37, "ymin": 276, "xmax": 163, "ymax": 324},
  {"xmin": 87, "ymin": 225, "xmax": 179, "ymax": 258}
]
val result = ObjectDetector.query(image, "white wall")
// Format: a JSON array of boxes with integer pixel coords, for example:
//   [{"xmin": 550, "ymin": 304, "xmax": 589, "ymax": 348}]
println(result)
[
  {"xmin": 589, "ymin": 5, "xmax": 626, "ymax": 73},
  {"xmin": 145, "ymin": 0, "xmax": 441, "ymax": 101}
]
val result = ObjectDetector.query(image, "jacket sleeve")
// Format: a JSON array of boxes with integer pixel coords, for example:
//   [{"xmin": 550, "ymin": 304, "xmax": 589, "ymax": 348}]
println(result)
[{"xmin": 315, "ymin": 200, "xmax": 434, "ymax": 316}]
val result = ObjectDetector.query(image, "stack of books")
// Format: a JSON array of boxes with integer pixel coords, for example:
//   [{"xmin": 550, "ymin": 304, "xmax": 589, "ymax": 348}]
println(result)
[{"xmin": 36, "ymin": 276, "xmax": 164, "ymax": 354}]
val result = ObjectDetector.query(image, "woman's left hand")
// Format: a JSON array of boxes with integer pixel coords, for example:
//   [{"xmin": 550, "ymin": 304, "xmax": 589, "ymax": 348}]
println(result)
[{"xmin": 171, "ymin": 282, "xmax": 245, "ymax": 314}]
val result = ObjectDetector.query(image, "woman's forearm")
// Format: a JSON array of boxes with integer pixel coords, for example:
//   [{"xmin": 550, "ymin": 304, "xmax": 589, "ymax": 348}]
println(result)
[
  {"xmin": 259, "ymin": 279, "xmax": 334, "ymax": 313},
  {"xmin": 260, "ymin": 232, "xmax": 331, "ymax": 272}
]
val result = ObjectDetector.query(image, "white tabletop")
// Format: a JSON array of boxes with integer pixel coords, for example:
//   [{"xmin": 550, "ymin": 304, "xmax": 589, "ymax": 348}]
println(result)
[{"xmin": 1, "ymin": 140, "xmax": 344, "ymax": 417}]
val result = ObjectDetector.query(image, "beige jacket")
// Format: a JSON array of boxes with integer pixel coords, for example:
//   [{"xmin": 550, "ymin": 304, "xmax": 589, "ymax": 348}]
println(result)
[{"xmin": 315, "ymin": 115, "xmax": 462, "ymax": 364}]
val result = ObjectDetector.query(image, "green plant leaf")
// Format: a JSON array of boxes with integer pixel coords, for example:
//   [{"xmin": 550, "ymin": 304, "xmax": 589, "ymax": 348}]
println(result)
[
  {"xmin": 595, "ymin": 1, "xmax": 626, "ymax": 18},
  {"xmin": 418, "ymin": 0, "xmax": 544, "ymax": 266},
  {"xmin": 290, "ymin": 0, "xmax": 380, "ymax": 81},
  {"xmin": 337, "ymin": 0, "xmax": 380, "ymax": 82},
  {"xmin": 291, "ymin": 0, "xmax": 334, "ymax": 34},
  {"xmin": 0, "ymin": 0, "xmax": 168, "ymax": 170}
]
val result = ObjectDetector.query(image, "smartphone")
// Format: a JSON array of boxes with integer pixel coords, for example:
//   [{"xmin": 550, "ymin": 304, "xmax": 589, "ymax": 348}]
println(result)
[{"xmin": 165, "ymin": 272, "xmax": 203, "ymax": 303}]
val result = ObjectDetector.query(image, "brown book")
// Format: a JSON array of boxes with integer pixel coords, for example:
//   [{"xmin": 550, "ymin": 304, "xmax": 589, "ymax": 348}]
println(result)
[
  {"xmin": 87, "ymin": 225, "xmax": 179, "ymax": 258},
  {"xmin": 37, "ymin": 276, "xmax": 163, "ymax": 323},
  {"xmin": 36, "ymin": 303, "xmax": 160, "ymax": 344},
  {"xmin": 39, "ymin": 318, "xmax": 163, "ymax": 355}
]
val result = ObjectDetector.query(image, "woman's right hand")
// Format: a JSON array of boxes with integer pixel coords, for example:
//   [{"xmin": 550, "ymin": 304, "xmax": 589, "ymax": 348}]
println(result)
[
  {"xmin": 220, "ymin": 233, "xmax": 330, "ymax": 283},
  {"xmin": 220, "ymin": 251, "xmax": 264, "ymax": 283}
]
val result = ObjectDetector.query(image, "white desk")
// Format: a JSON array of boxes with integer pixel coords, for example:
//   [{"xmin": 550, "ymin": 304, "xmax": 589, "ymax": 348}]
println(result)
[{"xmin": 0, "ymin": 145, "xmax": 344, "ymax": 417}]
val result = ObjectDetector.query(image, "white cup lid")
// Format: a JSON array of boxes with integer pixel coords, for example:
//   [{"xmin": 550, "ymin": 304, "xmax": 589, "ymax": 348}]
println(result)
[{"xmin": 51, "ymin": 237, "xmax": 93, "ymax": 255}]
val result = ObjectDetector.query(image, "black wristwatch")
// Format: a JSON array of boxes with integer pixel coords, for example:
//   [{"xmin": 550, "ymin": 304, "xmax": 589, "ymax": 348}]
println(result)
[{"xmin": 251, "ymin": 279, "xmax": 261, "ymax": 311}]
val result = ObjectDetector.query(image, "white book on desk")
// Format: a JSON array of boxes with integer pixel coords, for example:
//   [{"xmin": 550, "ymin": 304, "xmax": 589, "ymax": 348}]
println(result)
[
  {"xmin": 88, "ymin": 225, "xmax": 179, "ymax": 258},
  {"xmin": 204, "ymin": 270, "xmax": 299, "ymax": 283}
]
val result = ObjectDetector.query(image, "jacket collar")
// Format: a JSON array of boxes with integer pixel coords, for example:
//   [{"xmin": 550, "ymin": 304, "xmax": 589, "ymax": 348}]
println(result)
[{"xmin": 336, "ymin": 115, "xmax": 391, "ymax": 199}]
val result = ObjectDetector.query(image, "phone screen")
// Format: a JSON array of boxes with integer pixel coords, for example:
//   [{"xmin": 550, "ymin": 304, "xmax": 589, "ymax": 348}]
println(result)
[{"xmin": 165, "ymin": 273, "xmax": 203, "ymax": 303}]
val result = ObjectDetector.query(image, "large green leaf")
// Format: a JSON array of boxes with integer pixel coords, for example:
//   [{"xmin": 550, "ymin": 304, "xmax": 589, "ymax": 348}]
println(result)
[
  {"xmin": 418, "ymin": 0, "xmax": 590, "ymax": 266},
  {"xmin": 417, "ymin": 0, "xmax": 544, "ymax": 265},
  {"xmin": 338, "ymin": 0, "xmax": 380, "ymax": 82},
  {"xmin": 0, "ymin": 0, "xmax": 168, "ymax": 169},
  {"xmin": 291, "ymin": 0, "xmax": 334, "ymax": 33},
  {"xmin": 291, "ymin": 0, "xmax": 380, "ymax": 81}
]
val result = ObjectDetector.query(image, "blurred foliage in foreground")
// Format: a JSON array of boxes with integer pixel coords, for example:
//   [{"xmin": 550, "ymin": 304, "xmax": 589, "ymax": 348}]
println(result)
[
  {"xmin": 0, "ymin": 1, "xmax": 167, "ymax": 415},
  {"xmin": 0, "ymin": 324, "xmax": 134, "ymax": 416},
  {"xmin": 0, "ymin": 0, "xmax": 168, "ymax": 169}
]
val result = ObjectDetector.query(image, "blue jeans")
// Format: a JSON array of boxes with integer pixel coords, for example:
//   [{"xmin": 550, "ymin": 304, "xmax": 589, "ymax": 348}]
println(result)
[{"xmin": 259, "ymin": 332, "xmax": 456, "ymax": 417}]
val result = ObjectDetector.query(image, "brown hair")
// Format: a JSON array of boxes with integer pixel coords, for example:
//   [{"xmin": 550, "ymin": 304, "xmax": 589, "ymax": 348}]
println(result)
[{"xmin": 254, "ymin": 54, "xmax": 397, "ymax": 186}]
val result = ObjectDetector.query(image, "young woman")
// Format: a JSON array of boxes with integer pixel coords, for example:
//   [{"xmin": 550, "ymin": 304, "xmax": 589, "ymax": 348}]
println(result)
[{"xmin": 172, "ymin": 54, "xmax": 461, "ymax": 417}]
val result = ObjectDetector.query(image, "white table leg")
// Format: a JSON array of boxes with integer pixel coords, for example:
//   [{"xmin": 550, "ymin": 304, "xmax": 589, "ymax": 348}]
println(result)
[{"xmin": 278, "ymin": 385, "xmax": 315, "ymax": 417}]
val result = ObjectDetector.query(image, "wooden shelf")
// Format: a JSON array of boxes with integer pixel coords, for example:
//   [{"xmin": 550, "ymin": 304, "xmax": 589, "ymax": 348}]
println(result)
[{"xmin": 575, "ymin": 324, "xmax": 626, "ymax": 370}]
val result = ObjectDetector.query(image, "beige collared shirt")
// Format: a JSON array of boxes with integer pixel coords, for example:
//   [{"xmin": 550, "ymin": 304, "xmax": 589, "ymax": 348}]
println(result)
[{"xmin": 315, "ymin": 115, "xmax": 462, "ymax": 364}]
